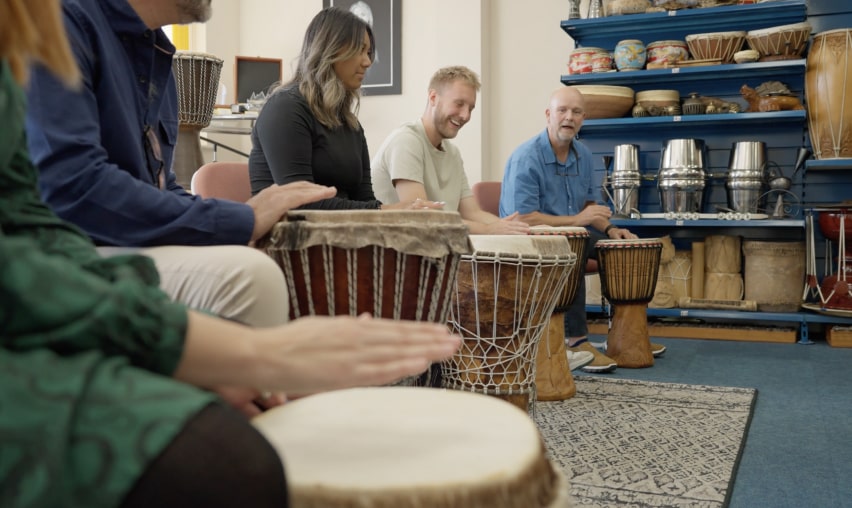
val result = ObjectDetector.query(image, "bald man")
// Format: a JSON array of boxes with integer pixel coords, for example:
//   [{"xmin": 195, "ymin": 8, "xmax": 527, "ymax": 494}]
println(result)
[{"xmin": 500, "ymin": 86, "xmax": 665, "ymax": 373}]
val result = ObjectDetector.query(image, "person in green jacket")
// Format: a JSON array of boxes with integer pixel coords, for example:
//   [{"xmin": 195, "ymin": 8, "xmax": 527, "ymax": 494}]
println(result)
[{"xmin": 0, "ymin": 1, "xmax": 461, "ymax": 507}]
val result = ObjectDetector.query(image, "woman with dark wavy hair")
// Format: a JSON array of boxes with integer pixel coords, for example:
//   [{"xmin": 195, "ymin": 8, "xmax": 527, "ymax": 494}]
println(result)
[{"xmin": 249, "ymin": 7, "xmax": 442, "ymax": 211}]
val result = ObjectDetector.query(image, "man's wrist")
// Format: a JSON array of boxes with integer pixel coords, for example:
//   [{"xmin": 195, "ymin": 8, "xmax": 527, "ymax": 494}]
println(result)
[{"xmin": 604, "ymin": 224, "xmax": 617, "ymax": 236}]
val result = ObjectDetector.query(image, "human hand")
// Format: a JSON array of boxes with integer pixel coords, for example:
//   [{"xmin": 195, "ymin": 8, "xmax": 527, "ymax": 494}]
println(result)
[
  {"xmin": 484, "ymin": 212, "xmax": 530, "ymax": 235},
  {"xmin": 246, "ymin": 182, "xmax": 337, "ymax": 242},
  {"xmin": 251, "ymin": 314, "xmax": 461, "ymax": 396},
  {"xmin": 212, "ymin": 386, "xmax": 287, "ymax": 418},
  {"xmin": 576, "ymin": 204, "xmax": 612, "ymax": 227},
  {"xmin": 609, "ymin": 227, "xmax": 638, "ymax": 240},
  {"xmin": 383, "ymin": 198, "xmax": 445, "ymax": 211}
]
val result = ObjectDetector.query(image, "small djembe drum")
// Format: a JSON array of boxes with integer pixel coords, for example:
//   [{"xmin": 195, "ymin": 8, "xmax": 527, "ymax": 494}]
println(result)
[
  {"xmin": 596, "ymin": 238, "xmax": 663, "ymax": 368},
  {"xmin": 444, "ymin": 235, "xmax": 574, "ymax": 413},
  {"xmin": 528, "ymin": 226, "xmax": 589, "ymax": 401},
  {"xmin": 252, "ymin": 387, "xmax": 571, "ymax": 507},
  {"xmin": 172, "ymin": 51, "xmax": 223, "ymax": 189}
]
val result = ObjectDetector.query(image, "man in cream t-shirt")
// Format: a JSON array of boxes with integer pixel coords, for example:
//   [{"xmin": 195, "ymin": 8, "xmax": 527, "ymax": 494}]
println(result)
[{"xmin": 371, "ymin": 66, "xmax": 529, "ymax": 235}]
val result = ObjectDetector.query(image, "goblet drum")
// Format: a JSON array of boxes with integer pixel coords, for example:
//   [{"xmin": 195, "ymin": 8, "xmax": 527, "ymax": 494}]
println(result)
[
  {"xmin": 260, "ymin": 210, "xmax": 472, "ymax": 386},
  {"xmin": 596, "ymin": 238, "xmax": 663, "ymax": 368},
  {"xmin": 172, "ymin": 52, "xmax": 223, "ymax": 189},
  {"xmin": 252, "ymin": 387, "xmax": 571, "ymax": 507},
  {"xmin": 528, "ymin": 226, "xmax": 589, "ymax": 401},
  {"xmin": 444, "ymin": 235, "xmax": 574, "ymax": 413}
]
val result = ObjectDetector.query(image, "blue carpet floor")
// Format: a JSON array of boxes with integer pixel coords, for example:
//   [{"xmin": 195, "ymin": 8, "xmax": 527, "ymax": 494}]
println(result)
[{"xmin": 581, "ymin": 336, "xmax": 852, "ymax": 508}]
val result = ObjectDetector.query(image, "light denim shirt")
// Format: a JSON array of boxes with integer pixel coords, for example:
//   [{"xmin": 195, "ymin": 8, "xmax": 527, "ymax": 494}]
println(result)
[{"xmin": 500, "ymin": 129, "xmax": 601, "ymax": 218}]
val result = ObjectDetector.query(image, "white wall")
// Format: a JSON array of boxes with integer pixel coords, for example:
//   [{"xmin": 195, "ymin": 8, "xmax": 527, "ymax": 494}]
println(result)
[{"xmin": 193, "ymin": 0, "xmax": 581, "ymax": 183}]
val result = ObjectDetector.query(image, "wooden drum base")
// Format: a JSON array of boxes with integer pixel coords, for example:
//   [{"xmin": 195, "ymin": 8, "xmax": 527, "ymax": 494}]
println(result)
[
  {"xmin": 535, "ymin": 312, "xmax": 576, "ymax": 401},
  {"xmin": 607, "ymin": 303, "xmax": 654, "ymax": 368}
]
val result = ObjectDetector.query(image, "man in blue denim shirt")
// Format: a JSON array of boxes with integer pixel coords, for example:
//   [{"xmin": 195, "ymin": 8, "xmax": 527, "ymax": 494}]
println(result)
[
  {"xmin": 500, "ymin": 86, "xmax": 665, "ymax": 373},
  {"xmin": 24, "ymin": 0, "xmax": 329, "ymax": 327}
]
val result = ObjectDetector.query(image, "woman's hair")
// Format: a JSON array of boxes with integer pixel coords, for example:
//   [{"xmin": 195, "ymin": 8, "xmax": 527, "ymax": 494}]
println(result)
[
  {"xmin": 0, "ymin": 0, "xmax": 80, "ymax": 87},
  {"xmin": 282, "ymin": 7, "xmax": 375, "ymax": 130}
]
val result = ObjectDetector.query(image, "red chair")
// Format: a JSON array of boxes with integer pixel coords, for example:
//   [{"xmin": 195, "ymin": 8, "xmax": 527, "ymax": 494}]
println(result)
[{"xmin": 190, "ymin": 161, "xmax": 252, "ymax": 202}]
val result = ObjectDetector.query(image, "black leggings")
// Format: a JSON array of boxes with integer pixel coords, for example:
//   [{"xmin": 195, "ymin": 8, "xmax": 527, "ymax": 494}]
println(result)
[{"xmin": 122, "ymin": 403, "xmax": 288, "ymax": 507}]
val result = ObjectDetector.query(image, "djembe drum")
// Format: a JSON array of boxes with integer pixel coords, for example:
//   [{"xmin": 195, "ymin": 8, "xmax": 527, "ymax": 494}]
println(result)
[
  {"xmin": 596, "ymin": 238, "xmax": 663, "ymax": 368},
  {"xmin": 260, "ymin": 210, "xmax": 471, "ymax": 386},
  {"xmin": 252, "ymin": 387, "xmax": 571, "ymax": 507},
  {"xmin": 528, "ymin": 226, "xmax": 588, "ymax": 401},
  {"xmin": 444, "ymin": 235, "xmax": 574, "ymax": 412},
  {"xmin": 172, "ymin": 51, "xmax": 223, "ymax": 189},
  {"xmin": 806, "ymin": 29, "xmax": 852, "ymax": 160}
]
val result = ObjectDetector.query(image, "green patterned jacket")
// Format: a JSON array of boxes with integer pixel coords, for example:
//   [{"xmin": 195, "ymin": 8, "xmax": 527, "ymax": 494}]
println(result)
[{"xmin": 0, "ymin": 61, "xmax": 215, "ymax": 507}]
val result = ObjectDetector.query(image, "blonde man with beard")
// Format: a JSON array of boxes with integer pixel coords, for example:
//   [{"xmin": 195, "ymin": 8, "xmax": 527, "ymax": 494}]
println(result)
[{"xmin": 372, "ymin": 66, "xmax": 529, "ymax": 235}]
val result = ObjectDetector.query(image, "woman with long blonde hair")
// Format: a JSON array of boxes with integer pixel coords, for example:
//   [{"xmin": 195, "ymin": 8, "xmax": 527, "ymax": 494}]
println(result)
[{"xmin": 248, "ymin": 7, "xmax": 442, "ymax": 211}]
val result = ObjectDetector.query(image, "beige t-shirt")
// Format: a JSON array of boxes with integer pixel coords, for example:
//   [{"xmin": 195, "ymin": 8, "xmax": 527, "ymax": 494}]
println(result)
[{"xmin": 371, "ymin": 120, "xmax": 472, "ymax": 212}]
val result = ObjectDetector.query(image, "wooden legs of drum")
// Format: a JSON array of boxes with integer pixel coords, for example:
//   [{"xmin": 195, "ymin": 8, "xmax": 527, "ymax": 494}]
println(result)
[
  {"xmin": 174, "ymin": 125, "xmax": 205, "ymax": 190},
  {"xmin": 606, "ymin": 303, "xmax": 654, "ymax": 368},
  {"xmin": 535, "ymin": 312, "xmax": 576, "ymax": 401}
]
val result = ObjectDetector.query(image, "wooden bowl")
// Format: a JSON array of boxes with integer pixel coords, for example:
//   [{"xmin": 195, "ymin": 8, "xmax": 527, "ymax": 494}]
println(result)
[
  {"xmin": 746, "ymin": 22, "xmax": 811, "ymax": 62},
  {"xmin": 574, "ymin": 85, "xmax": 635, "ymax": 119},
  {"xmin": 685, "ymin": 31, "xmax": 746, "ymax": 63}
]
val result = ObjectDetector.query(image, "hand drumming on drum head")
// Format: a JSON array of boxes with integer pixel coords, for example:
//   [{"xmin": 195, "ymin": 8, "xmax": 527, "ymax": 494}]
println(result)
[
  {"xmin": 173, "ymin": 311, "xmax": 462, "ymax": 399},
  {"xmin": 383, "ymin": 197, "xmax": 445, "ymax": 211},
  {"xmin": 246, "ymin": 181, "xmax": 338, "ymax": 243},
  {"xmin": 480, "ymin": 212, "xmax": 530, "ymax": 235}
]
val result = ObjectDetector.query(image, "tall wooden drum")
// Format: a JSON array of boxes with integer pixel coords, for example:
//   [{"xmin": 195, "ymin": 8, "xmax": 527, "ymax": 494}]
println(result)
[
  {"xmin": 806, "ymin": 29, "xmax": 852, "ymax": 159},
  {"xmin": 444, "ymin": 235, "xmax": 574, "ymax": 413},
  {"xmin": 252, "ymin": 387, "xmax": 571, "ymax": 507},
  {"xmin": 528, "ymin": 226, "xmax": 589, "ymax": 401},
  {"xmin": 172, "ymin": 52, "xmax": 223, "ymax": 188},
  {"xmin": 597, "ymin": 238, "xmax": 663, "ymax": 368}
]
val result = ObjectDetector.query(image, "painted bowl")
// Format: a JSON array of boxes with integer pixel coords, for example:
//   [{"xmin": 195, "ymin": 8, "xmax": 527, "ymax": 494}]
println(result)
[{"xmin": 646, "ymin": 40, "xmax": 689, "ymax": 66}]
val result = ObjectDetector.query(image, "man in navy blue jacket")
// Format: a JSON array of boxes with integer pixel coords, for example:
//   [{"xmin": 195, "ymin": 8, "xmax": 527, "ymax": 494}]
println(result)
[{"xmin": 25, "ymin": 0, "xmax": 326, "ymax": 327}]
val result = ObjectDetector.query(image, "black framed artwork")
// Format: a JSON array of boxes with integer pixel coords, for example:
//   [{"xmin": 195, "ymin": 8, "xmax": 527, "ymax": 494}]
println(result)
[{"xmin": 323, "ymin": 0, "xmax": 402, "ymax": 95}]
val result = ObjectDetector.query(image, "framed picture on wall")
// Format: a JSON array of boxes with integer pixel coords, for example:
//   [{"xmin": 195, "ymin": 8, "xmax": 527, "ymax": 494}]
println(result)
[{"xmin": 323, "ymin": 0, "xmax": 401, "ymax": 95}]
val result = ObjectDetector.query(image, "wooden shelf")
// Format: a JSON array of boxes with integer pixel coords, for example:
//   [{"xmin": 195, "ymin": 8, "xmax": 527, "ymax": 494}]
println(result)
[
  {"xmin": 560, "ymin": 0, "xmax": 807, "ymax": 50},
  {"xmin": 561, "ymin": 59, "xmax": 806, "ymax": 95},
  {"xmin": 805, "ymin": 159, "xmax": 852, "ymax": 171},
  {"xmin": 578, "ymin": 110, "xmax": 805, "ymax": 134}
]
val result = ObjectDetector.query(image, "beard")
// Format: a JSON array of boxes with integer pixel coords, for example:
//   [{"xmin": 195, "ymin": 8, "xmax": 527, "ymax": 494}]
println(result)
[{"xmin": 177, "ymin": 0, "xmax": 212, "ymax": 23}]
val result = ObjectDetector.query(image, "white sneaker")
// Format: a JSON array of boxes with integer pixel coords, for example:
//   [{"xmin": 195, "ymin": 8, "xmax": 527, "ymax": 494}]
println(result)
[{"xmin": 566, "ymin": 350, "xmax": 595, "ymax": 371}]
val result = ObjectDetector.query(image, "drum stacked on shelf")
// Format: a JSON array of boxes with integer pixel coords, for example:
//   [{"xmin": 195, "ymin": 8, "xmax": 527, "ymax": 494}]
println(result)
[{"xmin": 444, "ymin": 235, "xmax": 575, "ymax": 412}]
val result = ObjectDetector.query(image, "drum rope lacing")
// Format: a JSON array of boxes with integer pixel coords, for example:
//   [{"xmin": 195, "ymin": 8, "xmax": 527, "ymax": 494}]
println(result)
[{"xmin": 444, "ymin": 251, "xmax": 572, "ymax": 407}]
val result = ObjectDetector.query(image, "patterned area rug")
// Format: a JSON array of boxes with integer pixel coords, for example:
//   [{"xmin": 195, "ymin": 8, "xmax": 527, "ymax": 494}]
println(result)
[{"xmin": 535, "ymin": 376, "xmax": 757, "ymax": 508}]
